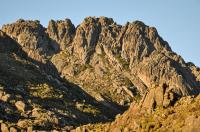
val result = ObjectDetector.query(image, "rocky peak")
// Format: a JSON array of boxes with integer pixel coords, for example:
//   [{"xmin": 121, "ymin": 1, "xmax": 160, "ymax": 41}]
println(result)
[
  {"xmin": 2, "ymin": 19, "xmax": 58, "ymax": 62},
  {"xmin": 121, "ymin": 21, "xmax": 172, "ymax": 64},
  {"xmin": 49, "ymin": 17, "xmax": 200, "ymax": 111},
  {"xmin": 72, "ymin": 17, "xmax": 101, "ymax": 63},
  {"xmin": 47, "ymin": 19, "xmax": 75, "ymax": 50},
  {"xmin": 98, "ymin": 16, "xmax": 114, "ymax": 27}
]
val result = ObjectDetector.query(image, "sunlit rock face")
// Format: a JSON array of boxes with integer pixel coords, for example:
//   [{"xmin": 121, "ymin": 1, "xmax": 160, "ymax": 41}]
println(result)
[
  {"xmin": 51, "ymin": 17, "xmax": 200, "ymax": 110},
  {"xmin": 47, "ymin": 19, "xmax": 75, "ymax": 51}
]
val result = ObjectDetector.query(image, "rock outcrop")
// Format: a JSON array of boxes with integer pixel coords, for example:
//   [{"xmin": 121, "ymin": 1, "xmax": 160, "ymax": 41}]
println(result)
[
  {"xmin": 2, "ymin": 19, "xmax": 59, "ymax": 62},
  {"xmin": 72, "ymin": 17, "xmax": 101, "ymax": 64},
  {"xmin": 50, "ymin": 17, "xmax": 200, "ymax": 112},
  {"xmin": 47, "ymin": 19, "xmax": 75, "ymax": 51},
  {"xmin": 108, "ymin": 95, "xmax": 200, "ymax": 132}
]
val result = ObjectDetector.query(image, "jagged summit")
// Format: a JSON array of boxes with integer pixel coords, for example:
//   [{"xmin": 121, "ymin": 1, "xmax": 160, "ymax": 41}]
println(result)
[{"xmin": 0, "ymin": 17, "xmax": 200, "ymax": 131}]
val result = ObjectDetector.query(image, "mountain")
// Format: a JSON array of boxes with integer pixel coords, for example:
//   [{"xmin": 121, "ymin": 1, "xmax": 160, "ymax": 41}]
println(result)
[
  {"xmin": 0, "ymin": 16, "xmax": 200, "ymax": 131},
  {"xmin": 0, "ymin": 29, "xmax": 117, "ymax": 131}
]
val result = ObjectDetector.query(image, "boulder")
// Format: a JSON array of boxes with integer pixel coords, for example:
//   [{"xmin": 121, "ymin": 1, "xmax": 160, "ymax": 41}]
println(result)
[
  {"xmin": 9, "ymin": 127, "xmax": 17, "ymax": 132},
  {"xmin": 0, "ymin": 91, "xmax": 10, "ymax": 102},
  {"xmin": 27, "ymin": 127, "xmax": 33, "ymax": 132},
  {"xmin": 17, "ymin": 120, "xmax": 32, "ymax": 128},
  {"xmin": 1, "ymin": 123, "xmax": 9, "ymax": 132},
  {"xmin": 15, "ymin": 101, "xmax": 26, "ymax": 112},
  {"xmin": 183, "ymin": 116, "xmax": 200, "ymax": 132}
]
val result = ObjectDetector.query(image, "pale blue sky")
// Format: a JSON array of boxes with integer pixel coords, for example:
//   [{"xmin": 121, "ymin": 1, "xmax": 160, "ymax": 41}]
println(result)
[{"xmin": 0, "ymin": 0, "xmax": 200, "ymax": 66}]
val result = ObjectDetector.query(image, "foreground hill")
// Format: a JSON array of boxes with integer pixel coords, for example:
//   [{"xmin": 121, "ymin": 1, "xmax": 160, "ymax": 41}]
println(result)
[
  {"xmin": 0, "ymin": 30, "xmax": 115, "ymax": 131},
  {"xmin": 0, "ymin": 17, "xmax": 200, "ymax": 131}
]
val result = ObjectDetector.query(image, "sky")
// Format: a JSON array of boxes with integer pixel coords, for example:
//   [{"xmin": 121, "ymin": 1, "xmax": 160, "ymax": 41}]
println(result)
[{"xmin": 0, "ymin": 0, "xmax": 200, "ymax": 66}]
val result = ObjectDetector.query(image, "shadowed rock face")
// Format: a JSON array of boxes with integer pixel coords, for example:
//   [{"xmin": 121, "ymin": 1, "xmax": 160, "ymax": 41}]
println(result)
[
  {"xmin": 0, "ymin": 30, "xmax": 19, "ymax": 53},
  {"xmin": 1, "ymin": 17, "xmax": 200, "ymax": 131}
]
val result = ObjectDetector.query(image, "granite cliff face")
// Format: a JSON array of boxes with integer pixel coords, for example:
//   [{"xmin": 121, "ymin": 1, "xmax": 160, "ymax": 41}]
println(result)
[
  {"xmin": 2, "ymin": 19, "xmax": 59, "ymax": 62},
  {"xmin": 0, "ymin": 17, "xmax": 200, "ymax": 131},
  {"xmin": 49, "ymin": 17, "xmax": 199, "ymax": 111},
  {"xmin": 47, "ymin": 19, "xmax": 75, "ymax": 51}
]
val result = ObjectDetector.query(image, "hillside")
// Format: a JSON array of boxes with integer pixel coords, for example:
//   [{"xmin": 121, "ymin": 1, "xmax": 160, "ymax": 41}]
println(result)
[{"xmin": 0, "ymin": 17, "xmax": 200, "ymax": 131}]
